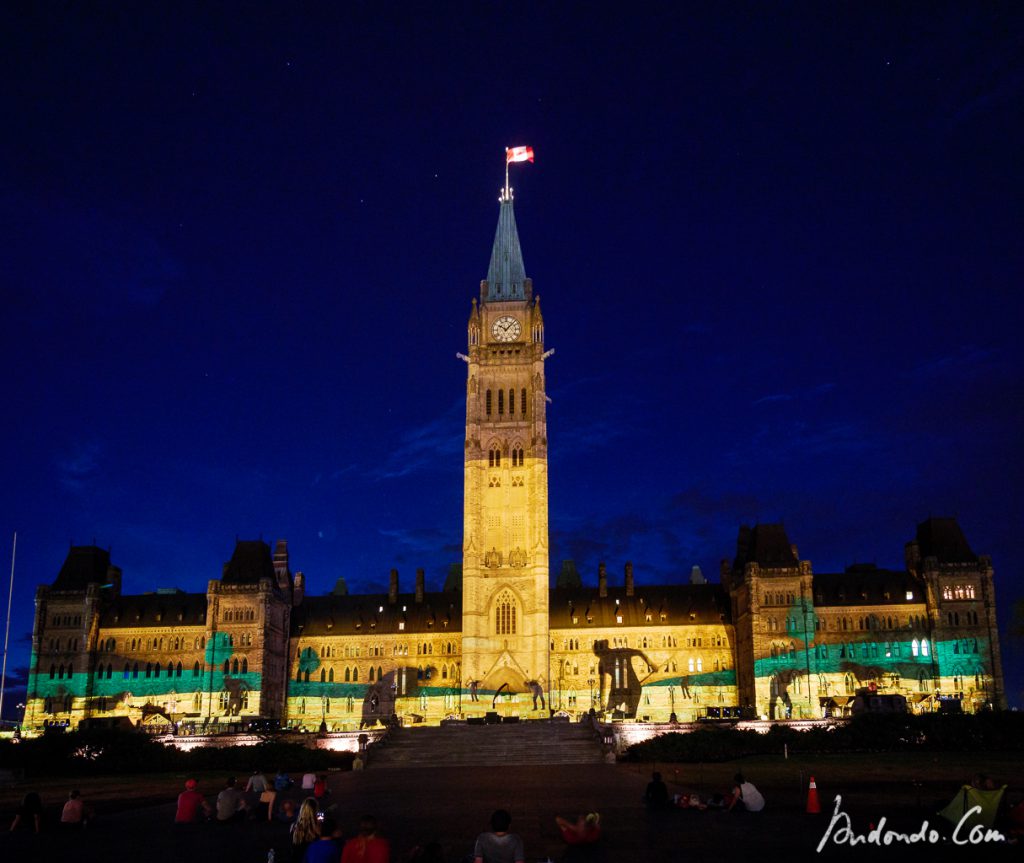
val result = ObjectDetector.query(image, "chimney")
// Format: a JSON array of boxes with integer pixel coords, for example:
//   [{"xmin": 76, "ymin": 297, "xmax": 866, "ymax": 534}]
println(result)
[
  {"xmin": 598, "ymin": 562, "xmax": 608, "ymax": 598},
  {"xmin": 389, "ymin": 569, "xmax": 399, "ymax": 604},
  {"xmin": 292, "ymin": 572, "xmax": 305, "ymax": 607},
  {"xmin": 624, "ymin": 561, "xmax": 634, "ymax": 596},
  {"xmin": 273, "ymin": 540, "xmax": 290, "ymax": 590},
  {"xmin": 415, "ymin": 568, "xmax": 425, "ymax": 603}
]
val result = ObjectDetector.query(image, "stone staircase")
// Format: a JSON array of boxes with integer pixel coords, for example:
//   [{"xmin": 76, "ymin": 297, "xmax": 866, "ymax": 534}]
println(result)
[{"xmin": 366, "ymin": 719, "xmax": 606, "ymax": 768}]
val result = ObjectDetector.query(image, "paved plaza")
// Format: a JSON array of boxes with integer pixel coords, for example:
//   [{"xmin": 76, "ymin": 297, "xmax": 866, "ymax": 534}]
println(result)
[{"xmin": 4, "ymin": 761, "xmax": 1020, "ymax": 862}]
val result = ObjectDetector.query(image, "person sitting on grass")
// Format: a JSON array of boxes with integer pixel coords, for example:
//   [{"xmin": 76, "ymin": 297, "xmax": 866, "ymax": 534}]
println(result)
[
  {"xmin": 60, "ymin": 789, "xmax": 93, "ymax": 828},
  {"xmin": 556, "ymin": 812, "xmax": 601, "ymax": 844},
  {"xmin": 305, "ymin": 814, "xmax": 344, "ymax": 863},
  {"xmin": 175, "ymin": 778, "xmax": 212, "ymax": 823},
  {"xmin": 341, "ymin": 814, "xmax": 391, "ymax": 863},
  {"xmin": 473, "ymin": 809, "xmax": 524, "ymax": 863},
  {"xmin": 291, "ymin": 798, "xmax": 321, "ymax": 863},
  {"xmin": 216, "ymin": 776, "xmax": 247, "ymax": 822},
  {"xmin": 10, "ymin": 791, "xmax": 44, "ymax": 833},
  {"xmin": 726, "ymin": 773, "xmax": 765, "ymax": 813}
]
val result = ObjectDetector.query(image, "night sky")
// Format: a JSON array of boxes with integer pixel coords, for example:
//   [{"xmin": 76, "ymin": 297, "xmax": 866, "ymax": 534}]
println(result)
[{"xmin": 3, "ymin": 4, "xmax": 1023, "ymax": 716}]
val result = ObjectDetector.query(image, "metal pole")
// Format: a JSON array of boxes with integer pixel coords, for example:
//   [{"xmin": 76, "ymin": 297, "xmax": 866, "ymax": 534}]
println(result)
[{"xmin": 0, "ymin": 532, "xmax": 16, "ymax": 724}]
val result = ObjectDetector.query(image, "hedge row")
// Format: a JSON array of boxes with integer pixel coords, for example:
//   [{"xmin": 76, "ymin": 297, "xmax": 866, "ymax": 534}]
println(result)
[
  {"xmin": 624, "ymin": 712, "xmax": 1024, "ymax": 763},
  {"xmin": 0, "ymin": 730, "xmax": 354, "ymax": 776}
]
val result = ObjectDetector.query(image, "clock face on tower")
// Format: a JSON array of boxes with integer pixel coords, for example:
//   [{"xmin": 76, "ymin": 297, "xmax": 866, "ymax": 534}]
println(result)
[{"xmin": 491, "ymin": 315, "xmax": 522, "ymax": 342}]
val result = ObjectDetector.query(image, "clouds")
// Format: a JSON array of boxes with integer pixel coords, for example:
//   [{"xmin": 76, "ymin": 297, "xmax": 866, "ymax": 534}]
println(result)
[
  {"xmin": 4, "ymin": 194, "xmax": 183, "ymax": 321},
  {"xmin": 907, "ymin": 345, "xmax": 998, "ymax": 382},
  {"xmin": 752, "ymin": 382, "xmax": 836, "ymax": 406},
  {"xmin": 378, "ymin": 526, "xmax": 460, "ymax": 560},
  {"xmin": 551, "ymin": 486, "xmax": 760, "ymax": 585},
  {"xmin": 55, "ymin": 441, "xmax": 102, "ymax": 491},
  {"xmin": 370, "ymin": 400, "xmax": 463, "ymax": 480}
]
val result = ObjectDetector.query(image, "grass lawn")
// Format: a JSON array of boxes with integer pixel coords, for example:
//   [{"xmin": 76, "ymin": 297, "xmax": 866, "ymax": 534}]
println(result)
[
  {"xmin": 625, "ymin": 750, "xmax": 1024, "ymax": 810},
  {"xmin": 5, "ymin": 751, "xmax": 1021, "ymax": 822}
]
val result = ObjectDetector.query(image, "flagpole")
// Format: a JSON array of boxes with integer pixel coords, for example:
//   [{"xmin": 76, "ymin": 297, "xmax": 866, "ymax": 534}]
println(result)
[
  {"xmin": 0, "ymin": 532, "xmax": 15, "ymax": 726},
  {"xmin": 504, "ymin": 148, "xmax": 510, "ymax": 200}
]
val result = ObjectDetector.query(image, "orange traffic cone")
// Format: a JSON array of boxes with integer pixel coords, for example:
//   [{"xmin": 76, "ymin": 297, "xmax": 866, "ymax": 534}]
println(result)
[{"xmin": 806, "ymin": 776, "xmax": 821, "ymax": 814}]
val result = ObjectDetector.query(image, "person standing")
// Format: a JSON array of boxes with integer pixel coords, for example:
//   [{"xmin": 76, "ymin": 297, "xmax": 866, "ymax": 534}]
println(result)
[
  {"xmin": 473, "ymin": 809, "xmax": 524, "ymax": 863},
  {"xmin": 644, "ymin": 772, "xmax": 669, "ymax": 809}
]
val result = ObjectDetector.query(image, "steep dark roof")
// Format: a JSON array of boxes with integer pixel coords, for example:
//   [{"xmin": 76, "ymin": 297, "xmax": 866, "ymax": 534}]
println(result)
[
  {"xmin": 292, "ymin": 592, "xmax": 463, "ymax": 637},
  {"xmin": 915, "ymin": 517, "xmax": 977, "ymax": 564},
  {"xmin": 222, "ymin": 540, "xmax": 277, "ymax": 585},
  {"xmin": 98, "ymin": 593, "xmax": 208, "ymax": 628},
  {"xmin": 53, "ymin": 546, "xmax": 116, "ymax": 591},
  {"xmin": 733, "ymin": 523, "xmax": 798, "ymax": 569},
  {"xmin": 548, "ymin": 584, "xmax": 731, "ymax": 628},
  {"xmin": 812, "ymin": 565, "xmax": 924, "ymax": 607},
  {"xmin": 485, "ymin": 196, "xmax": 527, "ymax": 301}
]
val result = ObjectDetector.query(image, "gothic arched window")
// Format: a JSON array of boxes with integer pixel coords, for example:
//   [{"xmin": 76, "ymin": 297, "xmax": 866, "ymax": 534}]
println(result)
[
  {"xmin": 508, "ymin": 389, "xmax": 514, "ymax": 415},
  {"xmin": 495, "ymin": 591, "xmax": 517, "ymax": 635},
  {"xmin": 521, "ymin": 388, "xmax": 526, "ymax": 415},
  {"xmin": 486, "ymin": 390, "xmax": 492, "ymax": 415},
  {"xmin": 498, "ymin": 389, "xmax": 504, "ymax": 415}
]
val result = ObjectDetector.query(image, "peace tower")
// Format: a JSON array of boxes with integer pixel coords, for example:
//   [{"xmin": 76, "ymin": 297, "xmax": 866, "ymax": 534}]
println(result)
[{"xmin": 460, "ymin": 187, "xmax": 551, "ymax": 701}]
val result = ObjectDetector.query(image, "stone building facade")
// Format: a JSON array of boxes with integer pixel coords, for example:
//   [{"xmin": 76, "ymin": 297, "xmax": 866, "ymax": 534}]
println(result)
[{"xmin": 22, "ymin": 191, "xmax": 1006, "ymax": 734}]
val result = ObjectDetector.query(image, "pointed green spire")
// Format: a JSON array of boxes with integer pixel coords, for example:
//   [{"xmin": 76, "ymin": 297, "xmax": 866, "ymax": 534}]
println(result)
[{"xmin": 485, "ymin": 191, "xmax": 527, "ymax": 301}]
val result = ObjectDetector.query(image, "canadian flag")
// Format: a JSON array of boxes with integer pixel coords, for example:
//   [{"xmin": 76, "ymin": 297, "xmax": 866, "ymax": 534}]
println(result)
[{"xmin": 506, "ymin": 146, "xmax": 535, "ymax": 163}]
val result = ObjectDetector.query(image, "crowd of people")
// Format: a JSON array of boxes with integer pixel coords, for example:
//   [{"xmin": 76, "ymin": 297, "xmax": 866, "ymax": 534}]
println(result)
[
  {"xmin": 644, "ymin": 770, "xmax": 766, "ymax": 813},
  {"xmin": 10, "ymin": 760, "xmax": 1023, "ymax": 857}
]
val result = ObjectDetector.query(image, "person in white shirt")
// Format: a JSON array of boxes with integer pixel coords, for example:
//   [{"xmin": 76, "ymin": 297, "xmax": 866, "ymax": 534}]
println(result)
[{"xmin": 727, "ymin": 773, "xmax": 765, "ymax": 812}]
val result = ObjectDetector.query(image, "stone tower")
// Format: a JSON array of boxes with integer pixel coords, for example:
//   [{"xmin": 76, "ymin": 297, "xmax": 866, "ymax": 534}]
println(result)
[{"xmin": 461, "ymin": 187, "xmax": 551, "ymax": 707}]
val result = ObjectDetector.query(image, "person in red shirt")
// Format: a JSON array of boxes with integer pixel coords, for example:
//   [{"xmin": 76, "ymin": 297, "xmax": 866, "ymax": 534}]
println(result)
[
  {"xmin": 175, "ymin": 778, "xmax": 211, "ymax": 823},
  {"xmin": 340, "ymin": 814, "xmax": 390, "ymax": 863},
  {"xmin": 555, "ymin": 812, "xmax": 600, "ymax": 845}
]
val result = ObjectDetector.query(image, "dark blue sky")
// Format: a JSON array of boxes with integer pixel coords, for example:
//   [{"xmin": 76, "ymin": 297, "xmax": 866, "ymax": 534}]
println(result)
[{"xmin": 2, "ymin": 4, "xmax": 1022, "ymax": 711}]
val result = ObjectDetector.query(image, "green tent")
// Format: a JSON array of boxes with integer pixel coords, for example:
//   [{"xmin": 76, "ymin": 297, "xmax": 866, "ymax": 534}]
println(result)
[{"xmin": 938, "ymin": 785, "xmax": 1006, "ymax": 832}]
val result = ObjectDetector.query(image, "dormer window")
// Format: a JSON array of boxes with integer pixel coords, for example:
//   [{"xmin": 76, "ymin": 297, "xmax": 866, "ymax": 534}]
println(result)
[
  {"xmin": 398, "ymin": 622, "xmax": 405, "ymax": 631},
  {"xmin": 905, "ymin": 591, "xmax": 914, "ymax": 601},
  {"xmin": 615, "ymin": 614, "xmax": 623, "ymax": 624}
]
